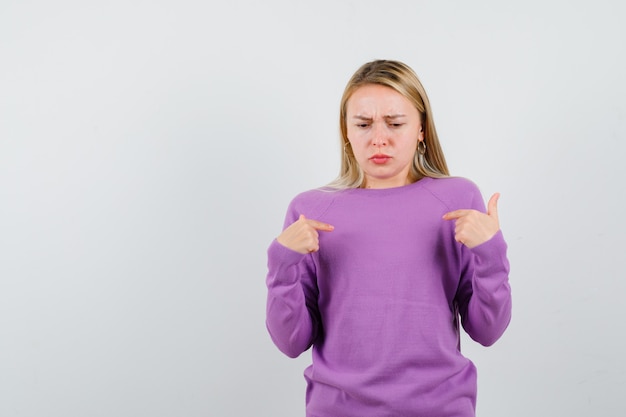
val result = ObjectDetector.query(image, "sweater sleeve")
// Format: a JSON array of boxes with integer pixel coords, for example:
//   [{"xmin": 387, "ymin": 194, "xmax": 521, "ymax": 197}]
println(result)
[
  {"xmin": 454, "ymin": 186, "xmax": 512, "ymax": 347},
  {"xmin": 265, "ymin": 238, "xmax": 321, "ymax": 358},
  {"xmin": 456, "ymin": 231, "xmax": 512, "ymax": 346}
]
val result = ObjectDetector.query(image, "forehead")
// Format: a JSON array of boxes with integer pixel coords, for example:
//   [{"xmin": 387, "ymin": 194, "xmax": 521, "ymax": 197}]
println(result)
[{"xmin": 346, "ymin": 84, "xmax": 416, "ymax": 115}]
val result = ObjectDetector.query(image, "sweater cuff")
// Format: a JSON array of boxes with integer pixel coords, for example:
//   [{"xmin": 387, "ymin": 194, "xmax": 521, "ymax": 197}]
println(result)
[
  {"xmin": 267, "ymin": 238, "xmax": 307, "ymax": 269},
  {"xmin": 469, "ymin": 230, "xmax": 509, "ymax": 270}
]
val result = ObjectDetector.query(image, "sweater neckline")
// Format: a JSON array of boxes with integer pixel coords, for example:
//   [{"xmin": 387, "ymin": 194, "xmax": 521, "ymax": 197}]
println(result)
[{"xmin": 344, "ymin": 176, "xmax": 433, "ymax": 196}]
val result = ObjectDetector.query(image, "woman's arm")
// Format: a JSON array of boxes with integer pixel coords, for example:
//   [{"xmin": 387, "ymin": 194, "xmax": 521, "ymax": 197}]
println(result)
[
  {"xmin": 443, "ymin": 187, "xmax": 512, "ymax": 346},
  {"xmin": 265, "ymin": 238, "xmax": 322, "ymax": 358},
  {"xmin": 455, "ymin": 232, "xmax": 512, "ymax": 346}
]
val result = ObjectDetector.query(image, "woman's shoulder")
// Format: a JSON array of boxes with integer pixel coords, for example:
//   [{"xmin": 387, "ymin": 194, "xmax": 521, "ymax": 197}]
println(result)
[
  {"xmin": 420, "ymin": 176, "xmax": 483, "ymax": 210},
  {"xmin": 291, "ymin": 186, "xmax": 339, "ymax": 203},
  {"xmin": 286, "ymin": 187, "xmax": 342, "ymax": 219},
  {"xmin": 424, "ymin": 176, "xmax": 480, "ymax": 193}
]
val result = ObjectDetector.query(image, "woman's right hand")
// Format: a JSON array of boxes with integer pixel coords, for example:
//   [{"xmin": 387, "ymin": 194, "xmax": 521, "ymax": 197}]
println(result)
[{"xmin": 276, "ymin": 214, "xmax": 334, "ymax": 254}]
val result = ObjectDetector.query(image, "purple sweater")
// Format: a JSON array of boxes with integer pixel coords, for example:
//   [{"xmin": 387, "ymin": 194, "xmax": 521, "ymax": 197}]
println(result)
[{"xmin": 266, "ymin": 177, "xmax": 512, "ymax": 417}]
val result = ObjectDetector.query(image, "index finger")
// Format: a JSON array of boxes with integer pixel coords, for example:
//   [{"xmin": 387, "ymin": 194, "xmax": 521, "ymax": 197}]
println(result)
[
  {"xmin": 442, "ymin": 209, "xmax": 472, "ymax": 220},
  {"xmin": 300, "ymin": 214, "xmax": 334, "ymax": 231}
]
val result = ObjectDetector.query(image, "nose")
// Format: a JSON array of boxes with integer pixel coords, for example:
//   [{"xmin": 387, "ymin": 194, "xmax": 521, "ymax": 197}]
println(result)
[{"xmin": 371, "ymin": 123, "xmax": 388, "ymax": 147}]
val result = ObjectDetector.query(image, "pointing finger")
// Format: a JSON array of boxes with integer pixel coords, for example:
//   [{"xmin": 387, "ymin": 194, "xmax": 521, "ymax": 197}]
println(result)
[
  {"xmin": 442, "ymin": 209, "xmax": 472, "ymax": 220},
  {"xmin": 299, "ymin": 214, "xmax": 334, "ymax": 231}
]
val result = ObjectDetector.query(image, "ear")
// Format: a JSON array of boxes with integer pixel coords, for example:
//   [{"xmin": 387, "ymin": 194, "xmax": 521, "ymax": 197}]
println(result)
[{"xmin": 418, "ymin": 127, "xmax": 425, "ymax": 142}]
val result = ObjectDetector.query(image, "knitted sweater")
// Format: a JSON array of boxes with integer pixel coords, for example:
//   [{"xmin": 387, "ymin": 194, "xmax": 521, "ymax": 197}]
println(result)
[{"xmin": 266, "ymin": 176, "xmax": 512, "ymax": 417}]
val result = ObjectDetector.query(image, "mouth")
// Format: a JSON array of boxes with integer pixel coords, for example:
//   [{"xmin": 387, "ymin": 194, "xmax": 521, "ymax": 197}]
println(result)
[{"xmin": 369, "ymin": 154, "xmax": 391, "ymax": 164}]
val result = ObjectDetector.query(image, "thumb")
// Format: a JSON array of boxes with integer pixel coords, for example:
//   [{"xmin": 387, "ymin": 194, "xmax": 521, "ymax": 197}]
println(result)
[{"xmin": 487, "ymin": 193, "xmax": 500, "ymax": 219}]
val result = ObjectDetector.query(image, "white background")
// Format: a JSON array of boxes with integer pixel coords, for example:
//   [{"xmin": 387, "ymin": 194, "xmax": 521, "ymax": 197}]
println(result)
[{"xmin": 1, "ymin": 1, "xmax": 625, "ymax": 416}]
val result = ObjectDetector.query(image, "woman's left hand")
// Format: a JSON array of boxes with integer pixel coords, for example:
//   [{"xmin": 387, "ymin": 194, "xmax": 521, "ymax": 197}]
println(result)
[{"xmin": 442, "ymin": 193, "xmax": 501, "ymax": 248}]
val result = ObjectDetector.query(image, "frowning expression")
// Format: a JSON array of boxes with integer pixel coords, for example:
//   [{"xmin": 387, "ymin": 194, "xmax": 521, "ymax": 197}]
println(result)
[{"xmin": 346, "ymin": 84, "xmax": 424, "ymax": 189}]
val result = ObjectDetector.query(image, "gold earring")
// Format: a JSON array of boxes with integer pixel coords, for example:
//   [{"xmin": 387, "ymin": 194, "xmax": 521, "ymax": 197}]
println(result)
[{"xmin": 417, "ymin": 140, "xmax": 426, "ymax": 155}]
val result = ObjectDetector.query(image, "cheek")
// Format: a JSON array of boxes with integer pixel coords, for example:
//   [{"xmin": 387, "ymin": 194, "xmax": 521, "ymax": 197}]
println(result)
[
  {"xmin": 346, "ymin": 131, "xmax": 365, "ymax": 153},
  {"xmin": 400, "ymin": 137, "xmax": 418, "ymax": 159},
  {"xmin": 349, "ymin": 143, "xmax": 368, "ymax": 161},
  {"xmin": 346, "ymin": 126, "xmax": 361, "ymax": 142},
  {"xmin": 347, "ymin": 143, "xmax": 369, "ymax": 166}
]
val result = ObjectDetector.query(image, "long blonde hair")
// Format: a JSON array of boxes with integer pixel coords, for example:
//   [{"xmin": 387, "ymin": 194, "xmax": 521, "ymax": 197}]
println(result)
[{"xmin": 328, "ymin": 60, "xmax": 449, "ymax": 189}]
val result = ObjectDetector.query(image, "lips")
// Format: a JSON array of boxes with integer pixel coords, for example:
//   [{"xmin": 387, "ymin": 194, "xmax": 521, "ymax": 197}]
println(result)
[{"xmin": 369, "ymin": 154, "xmax": 391, "ymax": 164}]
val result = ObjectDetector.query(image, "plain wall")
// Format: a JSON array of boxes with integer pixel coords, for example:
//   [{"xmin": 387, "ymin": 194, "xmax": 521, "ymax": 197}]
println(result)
[{"xmin": 1, "ymin": 1, "xmax": 625, "ymax": 416}]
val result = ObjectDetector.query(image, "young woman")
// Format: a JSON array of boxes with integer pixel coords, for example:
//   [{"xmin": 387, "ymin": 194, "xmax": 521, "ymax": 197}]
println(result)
[{"xmin": 266, "ymin": 59, "xmax": 512, "ymax": 417}]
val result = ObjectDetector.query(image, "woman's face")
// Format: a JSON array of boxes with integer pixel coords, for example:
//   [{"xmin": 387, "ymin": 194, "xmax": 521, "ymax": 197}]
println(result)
[{"xmin": 346, "ymin": 84, "xmax": 424, "ymax": 189}]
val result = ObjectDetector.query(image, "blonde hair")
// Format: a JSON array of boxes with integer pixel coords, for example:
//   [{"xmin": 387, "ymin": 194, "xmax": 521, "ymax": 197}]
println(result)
[{"xmin": 328, "ymin": 59, "xmax": 449, "ymax": 189}]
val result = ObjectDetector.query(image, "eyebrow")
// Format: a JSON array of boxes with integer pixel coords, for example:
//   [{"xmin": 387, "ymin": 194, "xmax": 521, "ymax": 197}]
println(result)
[{"xmin": 352, "ymin": 114, "xmax": 407, "ymax": 120}]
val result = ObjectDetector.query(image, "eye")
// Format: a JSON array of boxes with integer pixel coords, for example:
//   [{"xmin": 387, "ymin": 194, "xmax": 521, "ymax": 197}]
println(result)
[
  {"xmin": 389, "ymin": 123, "xmax": 404, "ymax": 128},
  {"xmin": 356, "ymin": 123, "xmax": 370, "ymax": 128}
]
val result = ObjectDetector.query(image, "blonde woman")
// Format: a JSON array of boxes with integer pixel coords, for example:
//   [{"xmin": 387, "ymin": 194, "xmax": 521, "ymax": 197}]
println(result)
[{"xmin": 266, "ymin": 60, "xmax": 512, "ymax": 417}]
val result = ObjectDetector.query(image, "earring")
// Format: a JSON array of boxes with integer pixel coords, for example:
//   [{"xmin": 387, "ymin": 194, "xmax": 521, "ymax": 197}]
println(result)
[{"xmin": 417, "ymin": 140, "xmax": 426, "ymax": 155}]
